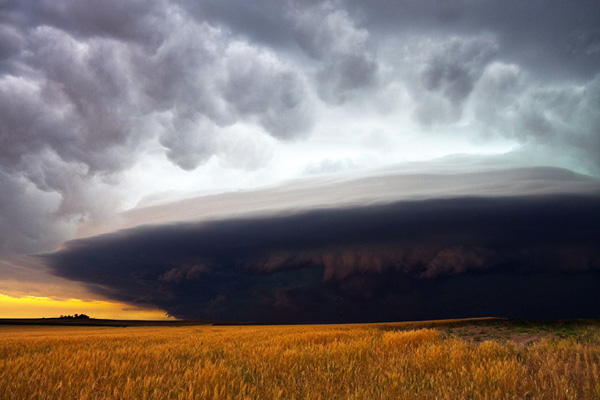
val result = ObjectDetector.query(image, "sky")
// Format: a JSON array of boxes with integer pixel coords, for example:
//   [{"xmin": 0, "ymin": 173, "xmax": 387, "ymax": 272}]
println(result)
[{"xmin": 1, "ymin": 0, "xmax": 600, "ymax": 322}]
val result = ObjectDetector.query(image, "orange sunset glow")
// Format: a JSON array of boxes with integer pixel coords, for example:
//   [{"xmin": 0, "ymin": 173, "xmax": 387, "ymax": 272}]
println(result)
[{"xmin": 0, "ymin": 294, "xmax": 171, "ymax": 320}]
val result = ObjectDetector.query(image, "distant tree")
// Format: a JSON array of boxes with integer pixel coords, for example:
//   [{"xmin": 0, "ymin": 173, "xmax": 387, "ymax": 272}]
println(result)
[{"xmin": 58, "ymin": 314, "xmax": 91, "ymax": 319}]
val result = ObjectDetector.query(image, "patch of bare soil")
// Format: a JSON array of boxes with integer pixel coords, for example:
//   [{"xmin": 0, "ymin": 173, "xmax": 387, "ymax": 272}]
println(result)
[
  {"xmin": 443, "ymin": 325, "xmax": 551, "ymax": 344},
  {"xmin": 439, "ymin": 319, "xmax": 598, "ymax": 345}
]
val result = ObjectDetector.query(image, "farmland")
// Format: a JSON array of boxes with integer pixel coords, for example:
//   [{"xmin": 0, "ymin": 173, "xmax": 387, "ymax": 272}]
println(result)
[{"xmin": 1, "ymin": 318, "xmax": 599, "ymax": 399}]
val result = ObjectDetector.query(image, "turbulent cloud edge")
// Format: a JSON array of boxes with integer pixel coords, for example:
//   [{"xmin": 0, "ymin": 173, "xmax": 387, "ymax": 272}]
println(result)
[
  {"xmin": 2, "ymin": 0, "xmax": 600, "ymax": 258},
  {"xmin": 43, "ymin": 193, "xmax": 600, "ymax": 322}
]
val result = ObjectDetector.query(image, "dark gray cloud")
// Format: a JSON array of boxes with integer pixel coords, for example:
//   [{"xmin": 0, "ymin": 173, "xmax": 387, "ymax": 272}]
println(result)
[
  {"xmin": 44, "ymin": 192, "xmax": 600, "ymax": 323},
  {"xmin": 0, "ymin": 23, "xmax": 23, "ymax": 68},
  {"xmin": 348, "ymin": 0, "xmax": 600, "ymax": 80},
  {"xmin": 182, "ymin": 0, "xmax": 381, "ymax": 105},
  {"xmin": 2, "ymin": 0, "xmax": 600, "ymax": 314},
  {"xmin": 179, "ymin": 1, "xmax": 293, "ymax": 50},
  {"xmin": 420, "ymin": 37, "xmax": 497, "ymax": 103},
  {"xmin": 408, "ymin": 35, "xmax": 498, "ymax": 125},
  {"xmin": 0, "ymin": 171, "xmax": 71, "ymax": 254}
]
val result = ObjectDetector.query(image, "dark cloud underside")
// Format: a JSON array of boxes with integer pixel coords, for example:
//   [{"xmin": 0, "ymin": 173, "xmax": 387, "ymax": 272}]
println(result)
[
  {"xmin": 2, "ymin": 0, "xmax": 600, "ymax": 322},
  {"xmin": 44, "ymin": 194, "xmax": 600, "ymax": 323}
]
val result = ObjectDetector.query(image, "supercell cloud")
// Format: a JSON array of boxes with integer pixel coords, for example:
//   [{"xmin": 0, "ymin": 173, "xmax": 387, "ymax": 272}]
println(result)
[
  {"xmin": 2, "ymin": 0, "xmax": 600, "ymax": 320},
  {"xmin": 44, "ymin": 168, "xmax": 600, "ymax": 323}
]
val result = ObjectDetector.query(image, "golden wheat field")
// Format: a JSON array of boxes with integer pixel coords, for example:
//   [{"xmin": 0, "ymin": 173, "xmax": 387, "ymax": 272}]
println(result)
[{"xmin": 1, "ymin": 319, "xmax": 599, "ymax": 399}]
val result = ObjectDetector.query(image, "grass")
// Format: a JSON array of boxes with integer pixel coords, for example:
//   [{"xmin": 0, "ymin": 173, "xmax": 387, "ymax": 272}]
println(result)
[{"xmin": 0, "ymin": 319, "xmax": 599, "ymax": 399}]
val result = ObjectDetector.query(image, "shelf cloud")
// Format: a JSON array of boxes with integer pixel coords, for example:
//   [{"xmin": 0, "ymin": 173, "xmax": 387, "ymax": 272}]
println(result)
[
  {"xmin": 44, "ymin": 168, "xmax": 600, "ymax": 323},
  {"xmin": 2, "ymin": 0, "xmax": 600, "ymax": 320}
]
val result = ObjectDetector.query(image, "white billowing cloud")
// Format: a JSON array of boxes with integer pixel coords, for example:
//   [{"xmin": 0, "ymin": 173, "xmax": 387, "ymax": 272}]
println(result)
[
  {"xmin": 291, "ymin": 2, "xmax": 379, "ymax": 104},
  {"xmin": 221, "ymin": 41, "xmax": 313, "ymax": 139},
  {"xmin": 0, "ymin": 0, "xmax": 599, "ymax": 267},
  {"xmin": 217, "ymin": 126, "xmax": 275, "ymax": 171},
  {"xmin": 3, "ymin": 1, "xmax": 316, "ymax": 179},
  {"xmin": 159, "ymin": 114, "xmax": 218, "ymax": 171},
  {"xmin": 0, "ymin": 1, "xmax": 317, "ymax": 256}
]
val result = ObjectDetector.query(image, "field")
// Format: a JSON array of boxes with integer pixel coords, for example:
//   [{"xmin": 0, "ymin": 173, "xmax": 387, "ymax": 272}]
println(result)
[{"xmin": 1, "ymin": 318, "xmax": 599, "ymax": 399}]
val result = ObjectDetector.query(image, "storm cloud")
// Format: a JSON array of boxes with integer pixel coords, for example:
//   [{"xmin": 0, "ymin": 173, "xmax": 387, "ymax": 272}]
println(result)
[
  {"xmin": 2, "ymin": 0, "xmax": 600, "ymax": 319},
  {"xmin": 0, "ymin": 0, "xmax": 316, "ymax": 255},
  {"xmin": 44, "ymin": 189, "xmax": 600, "ymax": 323},
  {"xmin": 2, "ymin": 0, "xmax": 600, "ymax": 257}
]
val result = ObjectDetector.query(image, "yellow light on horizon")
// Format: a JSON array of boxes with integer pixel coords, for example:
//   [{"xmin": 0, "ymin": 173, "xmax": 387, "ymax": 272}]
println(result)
[{"xmin": 0, "ymin": 293, "xmax": 172, "ymax": 320}]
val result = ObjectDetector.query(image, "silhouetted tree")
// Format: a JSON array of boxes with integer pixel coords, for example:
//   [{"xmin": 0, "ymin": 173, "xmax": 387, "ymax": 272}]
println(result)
[{"xmin": 58, "ymin": 314, "xmax": 91, "ymax": 319}]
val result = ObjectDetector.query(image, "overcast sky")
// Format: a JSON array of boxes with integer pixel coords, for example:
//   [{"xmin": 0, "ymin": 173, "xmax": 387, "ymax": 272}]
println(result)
[{"xmin": 1, "ymin": 0, "xmax": 600, "ymax": 321}]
